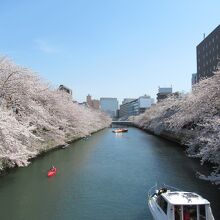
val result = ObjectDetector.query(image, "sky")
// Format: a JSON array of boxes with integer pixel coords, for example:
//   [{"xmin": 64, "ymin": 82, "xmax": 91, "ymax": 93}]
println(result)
[{"xmin": 0, "ymin": 0, "xmax": 219, "ymax": 103}]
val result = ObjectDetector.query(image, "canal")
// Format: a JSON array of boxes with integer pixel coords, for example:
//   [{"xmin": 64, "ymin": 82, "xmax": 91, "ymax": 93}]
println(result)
[{"xmin": 0, "ymin": 127, "xmax": 219, "ymax": 220}]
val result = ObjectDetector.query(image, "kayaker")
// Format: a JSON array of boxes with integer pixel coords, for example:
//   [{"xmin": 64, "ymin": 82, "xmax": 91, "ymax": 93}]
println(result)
[{"xmin": 47, "ymin": 166, "xmax": 56, "ymax": 177}]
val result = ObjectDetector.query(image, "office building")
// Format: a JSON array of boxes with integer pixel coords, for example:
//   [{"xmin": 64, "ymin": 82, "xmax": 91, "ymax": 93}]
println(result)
[
  {"xmin": 122, "ymin": 98, "xmax": 136, "ymax": 105},
  {"xmin": 100, "ymin": 98, "xmax": 118, "ymax": 118},
  {"xmin": 157, "ymin": 87, "xmax": 172, "ymax": 102},
  {"xmin": 191, "ymin": 73, "xmax": 198, "ymax": 86},
  {"xmin": 197, "ymin": 25, "xmax": 220, "ymax": 81},
  {"xmin": 86, "ymin": 94, "xmax": 100, "ymax": 110},
  {"xmin": 119, "ymin": 95, "xmax": 154, "ymax": 118}
]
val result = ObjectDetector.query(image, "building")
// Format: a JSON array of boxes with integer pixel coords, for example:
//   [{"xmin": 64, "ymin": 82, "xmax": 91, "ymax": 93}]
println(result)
[
  {"xmin": 157, "ymin": 87, "xmax": 172, "ymax": 102},
  {"xmin": 191, "ymin": 73, "xmax": 198, "ymax": 86},
  {"xmin": 100, "ymin": 98, "xmax": 118, "ymax": 118},
  {"xmin": 122, "ymin": 98, "xmax": 136, "ymax": 105},
  {"xmin": 119, "ymin": 95, "xmax": 154, "ymax": 119},
  {"xmin": 58, "ymin": 85, "xmax": 72, "ymax": 96},
  {"xmin": 86, "ymin": 94, "xmax": 93, "ymax": 107},
  {"xmin": 119, "ymin": 101, "xmax": 134, "ymax": 119},
  {"xmin": 78, "ymin": 102, "xmax": 88, "ymax": 107},
  {"xmin": 196, "ymin": 25, "xmax": 220, "ymax": 81},
  {"xmin": 92, "ymin": 100, "xmax": 100, "ymax": 109},
  {"xmin": 86, "ymin": 94, "xmax": 100, "ymax": 110}
]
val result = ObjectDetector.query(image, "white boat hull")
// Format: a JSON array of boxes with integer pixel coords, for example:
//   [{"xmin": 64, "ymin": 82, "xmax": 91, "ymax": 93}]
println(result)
[{"xmin": 148, "ymin": 196, "xmax": 168, "ymax": 220}]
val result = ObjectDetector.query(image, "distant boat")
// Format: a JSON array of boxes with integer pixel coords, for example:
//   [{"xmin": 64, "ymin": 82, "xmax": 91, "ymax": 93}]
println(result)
[
  {"xmin": 112, "ymin": 128, "xmax": 128, "ymax": 133},
  {"xmin": 148, "ymin": 184, "xmax": 215, "ymax": 220},
  {"xmin": 61, "ymin": 143, "xmax": 69, "ymax": 149}
]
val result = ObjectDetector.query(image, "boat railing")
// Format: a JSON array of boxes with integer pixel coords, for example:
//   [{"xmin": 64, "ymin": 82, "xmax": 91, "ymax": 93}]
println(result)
[{"xmin": 148, "ymin": 184, "xmax": 158, "ymax": 199}]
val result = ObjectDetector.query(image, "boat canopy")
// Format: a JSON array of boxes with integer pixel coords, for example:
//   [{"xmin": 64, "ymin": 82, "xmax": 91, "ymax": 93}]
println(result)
[{"xmin": 162, "ymin": 191, "xmax": 210, "ymax": 205}]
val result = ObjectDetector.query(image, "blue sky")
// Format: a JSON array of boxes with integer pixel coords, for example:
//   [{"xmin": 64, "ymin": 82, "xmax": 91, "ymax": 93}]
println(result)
[{"xmin": 0, "ymin": 0, "xmax": 219, "ymax": 103}]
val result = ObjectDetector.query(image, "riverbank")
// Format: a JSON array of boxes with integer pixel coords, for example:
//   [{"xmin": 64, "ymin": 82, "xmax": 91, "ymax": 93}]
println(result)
[
  {"xmin": 132, "ymin": 119, "xmax": 220, "ymax": 187},
  {"xmin": 0, "ymin": 127, "xmax": 107, "ymax": 176},
  {"xmin": 133, "ymin": 125, "xmax": 182, "ymax": 145},
  {"xmin": 132, "ymin": 70, "xmax": 220, "ymax": 185},
  {"xmin": 0, "ymin": 57, "xmax": 111, "ymax": 173}
]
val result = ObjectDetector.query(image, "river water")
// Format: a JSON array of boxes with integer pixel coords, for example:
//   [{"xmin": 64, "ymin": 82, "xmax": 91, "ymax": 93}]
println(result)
[{"xmin": 0, "ymin": 127, "xmax": 219, "ymax": 220}]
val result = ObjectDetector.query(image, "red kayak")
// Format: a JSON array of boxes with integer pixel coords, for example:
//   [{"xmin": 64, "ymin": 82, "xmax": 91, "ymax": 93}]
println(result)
[{"xmin": 47, "ymin": 167, "xmax": 57, "ymax": 177}]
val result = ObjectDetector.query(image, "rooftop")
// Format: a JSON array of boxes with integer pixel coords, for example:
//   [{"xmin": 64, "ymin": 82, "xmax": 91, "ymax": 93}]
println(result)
[
  {"xmin": 197, "ymin": 24, "xmax": 220, "ymax": 48},
  {"xmin": 158, "ymin": 87, "xmax": 172, "ymax": 94},
  {"xmin": 162, "ymin": 191, "xmax": 210, "ymax": 205}
]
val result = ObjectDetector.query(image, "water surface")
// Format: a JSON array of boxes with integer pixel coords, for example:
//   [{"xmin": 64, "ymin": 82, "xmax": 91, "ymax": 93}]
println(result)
[{"xmin": 0, "ymin": 127, "xmax": 219, "ymax": 220}]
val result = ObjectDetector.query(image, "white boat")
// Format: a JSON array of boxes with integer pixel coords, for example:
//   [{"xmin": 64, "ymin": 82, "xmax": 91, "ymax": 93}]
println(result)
[{"xmin": 148, "ymin": 184, "xmax": 215, "ymax": 220}]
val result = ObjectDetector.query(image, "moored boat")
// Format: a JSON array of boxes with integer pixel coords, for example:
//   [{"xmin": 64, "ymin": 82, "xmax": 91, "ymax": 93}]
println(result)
[{"xmin": 148, "ymin": 184, "xmax": 215, "ymax": 220}]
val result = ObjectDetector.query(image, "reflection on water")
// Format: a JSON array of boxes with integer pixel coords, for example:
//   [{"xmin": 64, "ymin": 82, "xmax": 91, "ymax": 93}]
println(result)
[{"xmin": 0, "ymin": 127, "xmax": 219, "ymax": 220}]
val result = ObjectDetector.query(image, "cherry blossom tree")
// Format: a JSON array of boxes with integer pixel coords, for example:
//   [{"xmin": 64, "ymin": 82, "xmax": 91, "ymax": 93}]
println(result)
[
  {"xmin": 0, "ymin": 57, "xmax": 111, "ymax": 171},
  {"xmin": 133, "ymin": 70, "xmax": 220, "ymax": 184}
]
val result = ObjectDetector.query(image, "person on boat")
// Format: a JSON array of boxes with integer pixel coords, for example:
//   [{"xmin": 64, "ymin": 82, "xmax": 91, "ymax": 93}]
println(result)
[
  {"xmin": 183, "ymin": 209, "xmax": 190, "ymax": 220},
  {"xmin": 174, "ymin": 206, "xmax": 181, "ymax": 220},
  {"xmin": 189, "ymin": 208, "xmax": 196, "ymax": 220},
  {"xmin": 158, "ymin": 187, "xmax": 167, "ymax": 195},
  {"xmin": 50, "ymin": 166, "xmax": 55, "ymax": 171}
]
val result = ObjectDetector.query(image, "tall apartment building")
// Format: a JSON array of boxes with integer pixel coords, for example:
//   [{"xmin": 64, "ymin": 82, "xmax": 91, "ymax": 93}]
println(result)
[
  {"xmin": 100, "ymin": 98, "xmax": 118, "ymax": 118},
  {"xmin": 197, "ymin": 25, "xmax": 220, "ymax": 82}
]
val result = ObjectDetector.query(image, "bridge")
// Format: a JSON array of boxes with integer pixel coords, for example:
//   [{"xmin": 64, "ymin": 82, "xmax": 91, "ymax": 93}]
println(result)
[{"xmin": 111, "ymin": 121, "xmax": 133, "ymax": 126}]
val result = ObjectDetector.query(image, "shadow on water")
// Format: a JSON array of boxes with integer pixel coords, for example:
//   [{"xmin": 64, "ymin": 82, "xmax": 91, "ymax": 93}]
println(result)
[{"xmin": 0, "ymin": 127, "xmax": 219, "ymax": 220}]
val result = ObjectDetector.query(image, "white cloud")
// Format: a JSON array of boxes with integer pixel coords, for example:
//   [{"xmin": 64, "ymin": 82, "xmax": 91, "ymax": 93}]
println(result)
[{"xmin": 34, "ymin": 39, "xmax": 59, "ymax": 54}]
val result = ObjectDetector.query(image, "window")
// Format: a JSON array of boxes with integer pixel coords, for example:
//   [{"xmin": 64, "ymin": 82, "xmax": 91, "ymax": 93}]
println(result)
[
  {"xmin": 199, "ymin": 205, "xmax": 206, "ymax": 220},
  {"xmin": 156, "ymin": 196, "xmax": 168, "ymax": 214},
  {"xmin": 174, "ymin": 205, "xmax": 182, "ymax": 220},
  {"xmin": 183, "ymin": 205, "xmax": 197, "ymax": 220}
]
